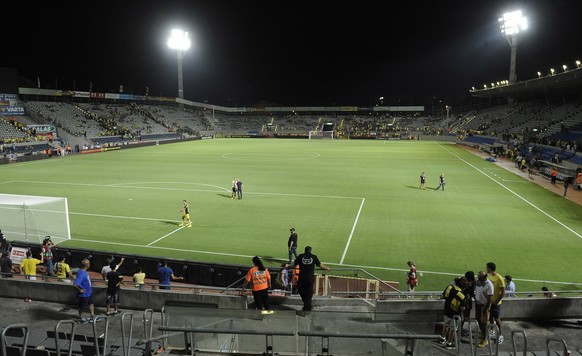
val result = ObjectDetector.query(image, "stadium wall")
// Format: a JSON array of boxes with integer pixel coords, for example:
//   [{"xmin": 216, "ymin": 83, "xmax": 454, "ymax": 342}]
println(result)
[
  {"xmin": 0, "ymin": 278, "xmax": 246, "ymax": 311},
  {"xmin": 1, "ymin": 277, "xmax": 581, "ymax": 321}
]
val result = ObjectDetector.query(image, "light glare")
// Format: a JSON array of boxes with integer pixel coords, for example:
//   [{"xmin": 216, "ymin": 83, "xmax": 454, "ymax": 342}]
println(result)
[
  {"xmin": 168, "ymin": 29, "xmax": 191, "ymax": 51},
  {"xmin": 499, "ymin": 10, "xmax": 528, "ymax": 36}
]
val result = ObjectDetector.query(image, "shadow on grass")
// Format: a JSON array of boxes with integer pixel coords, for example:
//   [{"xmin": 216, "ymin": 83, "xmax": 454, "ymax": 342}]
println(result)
[
  {"xmin": 216, "ymin": 193, "xmax": 232, "ymax": 199},
  {"xmin": 406, "ymin": 185, "xmax": 435, "ymax": 190}
]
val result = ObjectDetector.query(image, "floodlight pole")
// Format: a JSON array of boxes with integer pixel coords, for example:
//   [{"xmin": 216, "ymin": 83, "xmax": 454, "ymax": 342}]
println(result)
[
  {"xmin": 168, "ymin": 29, "xmax": 191, "ymax": 110},
  {"xmin": 176, "ymin": 50, "xmax": 185, "ymax": 109},
  {"xmin": 507, "ymin": 35, "xmax": 518, "ymax": 84}
]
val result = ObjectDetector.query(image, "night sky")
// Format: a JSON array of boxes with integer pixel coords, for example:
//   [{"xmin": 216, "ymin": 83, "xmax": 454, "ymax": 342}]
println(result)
[{"xmin": 3, "ymin": 0, "xmax": 581, "ymax": 108}]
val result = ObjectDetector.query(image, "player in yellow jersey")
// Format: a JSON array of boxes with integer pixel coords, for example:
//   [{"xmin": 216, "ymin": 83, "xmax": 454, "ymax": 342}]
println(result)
[{"xmin": 179, "ymin": 200, "xmax": 192, "ymax": 228}]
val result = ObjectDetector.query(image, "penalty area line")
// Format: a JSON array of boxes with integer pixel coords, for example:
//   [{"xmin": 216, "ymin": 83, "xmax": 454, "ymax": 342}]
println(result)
[
  {"xmin": 71, "ymin": 238, "xmax": 256, "ymax": 259},
  {"xmin": 339, "ymin": 198, "xmax": 365, "ymax": 265},
  {"xmin": 146, "ymin": 226, "xmax": 185, "ymax": 246}
]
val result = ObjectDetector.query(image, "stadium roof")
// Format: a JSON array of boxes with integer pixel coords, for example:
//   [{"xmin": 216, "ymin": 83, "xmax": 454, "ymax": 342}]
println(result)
[{"xmin": 470, "ymin": 67, "xmax": 582, "ymax": 99}]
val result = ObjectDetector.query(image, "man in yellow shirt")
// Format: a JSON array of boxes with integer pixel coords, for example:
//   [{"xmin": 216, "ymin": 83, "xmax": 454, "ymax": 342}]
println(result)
[
  {"xmin": 133, "ymin": 266, "xmax": 146, "ymax": 289},
  {"xmin": 487, "ymin": 262, "xmax": 506, "ymax": 344},
  {"xmin": 55, "ymin": 253, "xmax": 73, "ymax": 283},
  {"xmin": 20, "ymin": 250, "xmax": 44, "ymax": 280}
]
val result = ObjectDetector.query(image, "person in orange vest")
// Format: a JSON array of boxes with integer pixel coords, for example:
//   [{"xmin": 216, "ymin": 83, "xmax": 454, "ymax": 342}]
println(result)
[
  {"xmin": 291, "ymin": 264, "xmax": 300, "ymax": 295},
  {"xmin": 242, "ymin": 256, "xmax": 272, "ymax": 313},
  {"xmin": 550, "ymin": 168, "xmax": 557, "ymax": 184},
  {"xmin": 576, "ymin": 172, "xmax": 582, "ymax": 190}
]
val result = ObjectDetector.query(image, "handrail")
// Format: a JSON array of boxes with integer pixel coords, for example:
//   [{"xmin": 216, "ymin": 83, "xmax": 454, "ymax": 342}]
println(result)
[
  {"xmin": 324, "ymin": 268, "xmax": 403, "ymax": 295},
  {"xmin": 297, "ymin": 331, "xmax": 441, "ymax": 340},
  {"xmin": 135, "ymin": 331, "xmax": 189, "ymax": 346},
  {"xmin": 1, "ymin": 323, "xmax": 29, "ymax": 356},
  {"xmin": 452, "ymin": 314, "xmax": 462, "ymax": 355},
  {"xmin": 120, "ymin": 313, "xmax": 134, "ymax": 356},
  {"xmin": 4, "ymin": 271, "xmax": 582, "ymax": 299},
  {"xmin": 465, "ymin": 319, "xmax": 480, "ymax": 356},
  {"xmin": 485, "ymin": 323, "xmax": 500, "ymax": 356},
  {"xmin": 91, "ymin": 316, "xmax": 109, "ymax": 356},
  {"xmin": 546, "ymin": 337, "xmax": 569, "ymax": 355},
  {"xmin": 222, "ymin": 276, "xmax": 246, "ymax": 292},
  {"xmin": 54, "ymin": 319, "xmax": 76, "ymax": 356},
  {"xmin": 158, "ymin": 325, "xmax": 295, "ymax": 337},
  {"xmin": 142, "ymin": 309, "xmax": 156, "ymax": 355},
  {"xmin": 511, "ymin": 329, "xmax": 527, "ymax": 356}
]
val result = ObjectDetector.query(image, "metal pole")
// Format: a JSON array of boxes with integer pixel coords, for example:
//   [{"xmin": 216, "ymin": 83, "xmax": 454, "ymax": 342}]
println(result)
[
  {"xmin": 508, "ymin": 35, "xmax": 518, "ymax": 84},
  {"xmin": 23, "ymin": 203, "xmax": 29, "ymax": 242},
  {"xmin": 177, "ymin": 51, "xmax": 184, "ymax": 110}
]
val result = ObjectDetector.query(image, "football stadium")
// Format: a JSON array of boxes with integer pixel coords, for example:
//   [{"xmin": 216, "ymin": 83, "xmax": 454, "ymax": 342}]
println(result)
[{"xmin": 2, "ymin": 2, "xmax": 582, "ymax": 355}]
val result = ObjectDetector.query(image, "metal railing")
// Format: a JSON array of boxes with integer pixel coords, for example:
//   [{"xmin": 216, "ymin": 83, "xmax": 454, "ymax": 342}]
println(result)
[
  {"xmin": 1, "ymin": 324, "xmax": 29, "ymax": 356},
  {"xmin": 157, "ymin": 325, "xmax": 295, "ymax": 356},
  {"xmin": 3, "ymin": 270, "xmax": 582, "ymax": 300},
  {"xmin": 155, "ymin": 324, "xmax": 443, "ymax": 356},
  {"xmin": 297, "ymin": 330, "xmax": 441, "ymax": 356},
  {"xmin": 54, "ymin": 319, "xmax": 76, "ymax": 356}
]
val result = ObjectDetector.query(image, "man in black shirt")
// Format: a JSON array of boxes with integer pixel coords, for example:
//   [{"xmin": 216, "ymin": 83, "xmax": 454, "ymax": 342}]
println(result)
[
  {"xmin": 288, "ymin": 228, "xmax": 299, "ymax": 264},
  {"xmin": 105, "ymin": 261, "xmax": 125, "ymax": 315},
  {"xmin": 292, "ymin": 246, "xmax": 330, "ymax": 311},
  {"xmin": 0, "ymin": 251, "xmax": 15, "ymax": 278}
]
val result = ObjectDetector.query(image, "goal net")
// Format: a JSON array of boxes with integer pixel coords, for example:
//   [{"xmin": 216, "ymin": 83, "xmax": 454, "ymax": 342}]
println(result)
[
  {"xmin": 308, "ymin": 130, "xmax": 334, "ymax": 140},
  {"xmin": 0, "ymin": 193, "xmax": 71, "ymax": 244}
]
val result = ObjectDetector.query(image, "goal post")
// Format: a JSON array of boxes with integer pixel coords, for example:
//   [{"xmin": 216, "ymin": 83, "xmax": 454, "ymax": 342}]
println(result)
[
  {"xmin": 308, "ymin": 130, "xmax": 334, "ymax": 140},
  {"xmin": 0, "ymin": 193, "xmax": 71, "ymax": 244}
]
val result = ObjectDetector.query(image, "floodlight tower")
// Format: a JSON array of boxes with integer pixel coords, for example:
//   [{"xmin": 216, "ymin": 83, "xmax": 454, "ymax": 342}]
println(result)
[
  {"xmin": 167, "ymin": 29, "xmax": 191, "ymax": 106},
  {"xmin": 499, "ymin": 10, "xmax": 528, "ymax": 84}
]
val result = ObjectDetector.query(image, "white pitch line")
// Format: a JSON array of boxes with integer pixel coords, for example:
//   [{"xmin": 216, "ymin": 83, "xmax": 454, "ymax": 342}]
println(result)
[
  {"xmin": 110, "ymin": 181, "xmax": 230, "ymax": 192},
  {"xmin": 146, "ymin": 226, "xmax": 185, "ymax": 246},
  {"xmin": 63, "ymin": 238, "xmax": 581, "ymax": 286},
  {"xmin": 438, "ymin": 143, "xmax": 582, "ymax": 239},
  {"xmin": 339, "ymin": 198, "xmax": 365, "ymax": 264},
  {"xmin": 70, "ymin": 211, "xmax": 177, "ymax": 223},
  {"xmin": 338, "ymin": 262, "xmax": 580, "ymax": 286},
  {"xmin": 482, "ymin": 168, "xmax": 526, "ymax": 182},
  {"xmin": 12, "ymin": 180, "xmax": 362, "ymax": 200},
  {"xmin": 71, "ymin": 238, "xmax": 255, "ymax": 259}
]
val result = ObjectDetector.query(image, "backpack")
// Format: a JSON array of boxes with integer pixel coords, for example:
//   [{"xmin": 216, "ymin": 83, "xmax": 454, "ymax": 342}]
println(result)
[{"xmin": 443, "ymin": 285, "xmax": 465, "ymax": 312}]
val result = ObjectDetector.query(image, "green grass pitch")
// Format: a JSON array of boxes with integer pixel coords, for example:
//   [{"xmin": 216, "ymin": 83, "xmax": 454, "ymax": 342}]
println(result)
[{"xmin": 2, "ymin": 139, "xmax": 581, "ymax": 292}]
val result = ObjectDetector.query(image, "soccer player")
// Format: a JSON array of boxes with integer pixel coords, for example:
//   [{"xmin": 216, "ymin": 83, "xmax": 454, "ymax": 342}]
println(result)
[
  {"xmin": 231, "ymin": 178, "xmax": 238, "ymax": 199},
  {"xmin": 179, "ymin": 200, "xmax": 192, "ymax": 228},
  {"xmin": 419, "ymin": 172, "xmax": 426, "ymax": 190},
  {"xmin": 436, "ymin": 173, "xmax": 445, "ymax": 191}
]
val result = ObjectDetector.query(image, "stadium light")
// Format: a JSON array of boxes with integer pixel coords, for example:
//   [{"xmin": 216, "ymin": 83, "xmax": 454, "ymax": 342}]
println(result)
[
  {"xmin": 562, "ymin": 64, "xmax": 568, "ymax": 72},
  {"xmin": 483, "ymin": 84, "xmax": 487, "ymax": 89},
  {"xmin": 167, "ymin": 29, "xmax": 191, "ymax": 105},
  {"xmin": 576, "ymin": 60, "xmax": 581, "ymax": 69},
  {"xmin": 537, "ymin": 71, "xmax": 542, "ymax": 78},
  {"xmin": 550, "ymin": 68, "xmax": 555, "ymax": 75},
  {"xmin": 499, "ymin": 10, "xmax": 527, "ymax": 84}
]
